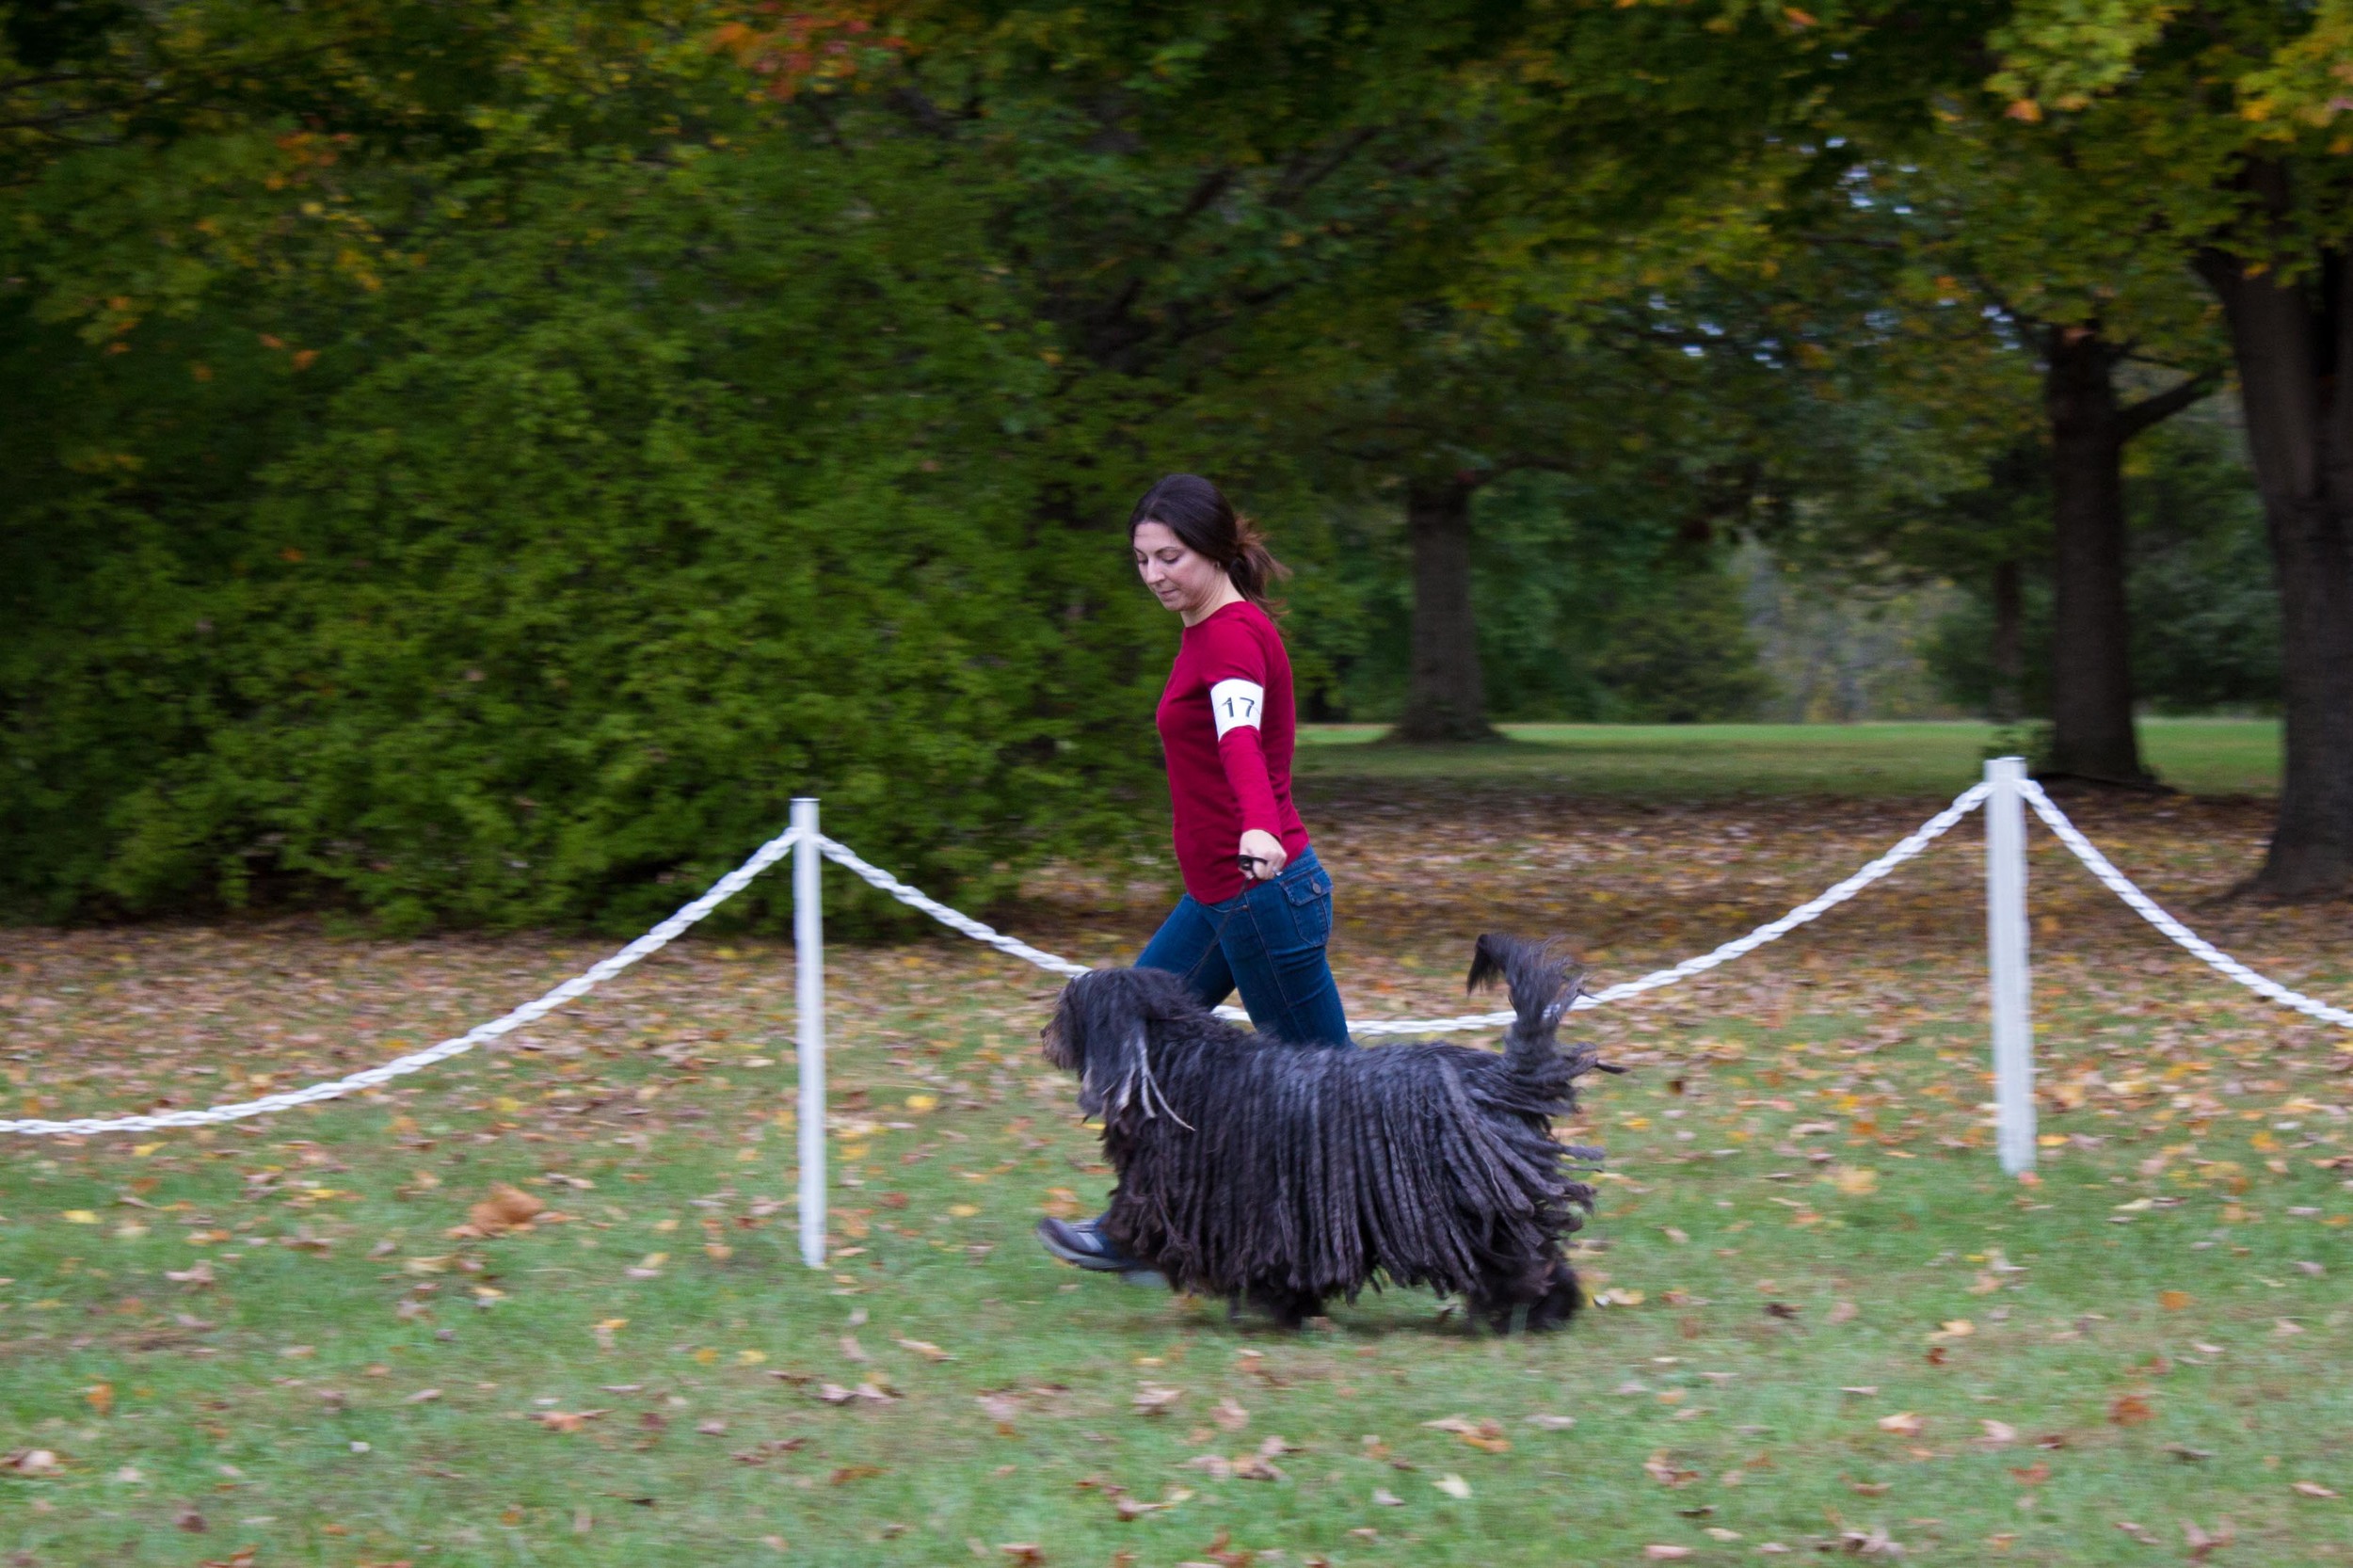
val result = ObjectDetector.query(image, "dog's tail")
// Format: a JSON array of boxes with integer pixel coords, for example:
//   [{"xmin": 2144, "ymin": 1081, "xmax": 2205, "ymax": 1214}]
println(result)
[{"xmin": 1466, "ymin": 934, "xmax": 1580, "ymax": 1079}]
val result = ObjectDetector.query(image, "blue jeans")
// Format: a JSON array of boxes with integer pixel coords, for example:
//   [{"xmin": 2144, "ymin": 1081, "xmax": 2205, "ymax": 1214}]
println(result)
[{"xmin": 1135, "ymin": 846, "xmax": 1353, "ymax": 1047}]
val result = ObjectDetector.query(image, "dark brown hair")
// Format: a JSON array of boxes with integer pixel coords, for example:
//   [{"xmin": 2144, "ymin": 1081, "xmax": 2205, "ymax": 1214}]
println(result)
[{"xmin": 1127, "ymin": 473, "xmax": 1289, "ymax": 612}]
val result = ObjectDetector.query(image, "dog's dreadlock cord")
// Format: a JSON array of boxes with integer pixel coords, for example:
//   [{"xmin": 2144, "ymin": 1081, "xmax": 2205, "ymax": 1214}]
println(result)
[
  {"xmin": 1131, "ymin": 1030, "xmax": 1194, "ymax": 1131},
  {"xmin": 1098, "ymin": 1026, "xmax": 1193, "ymax": 1133}
]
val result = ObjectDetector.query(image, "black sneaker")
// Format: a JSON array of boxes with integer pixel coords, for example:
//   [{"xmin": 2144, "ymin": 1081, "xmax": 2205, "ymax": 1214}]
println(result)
[{"xmin": 1035, "ymin": 1215, "xmax": 1163, "ymax": 1284}]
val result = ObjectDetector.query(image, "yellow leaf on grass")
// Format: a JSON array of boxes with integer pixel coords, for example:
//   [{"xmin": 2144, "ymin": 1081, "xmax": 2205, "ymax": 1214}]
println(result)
[{"xmin": 61, "ymin": 1210, "xmax": 100, "ymax": 1225}]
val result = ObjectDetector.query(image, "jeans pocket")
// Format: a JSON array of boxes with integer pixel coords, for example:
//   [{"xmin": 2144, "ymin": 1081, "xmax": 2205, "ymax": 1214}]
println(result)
[{"xmin": 1278, "ymin": 868, "xmax": 1333, "ymax": 946}]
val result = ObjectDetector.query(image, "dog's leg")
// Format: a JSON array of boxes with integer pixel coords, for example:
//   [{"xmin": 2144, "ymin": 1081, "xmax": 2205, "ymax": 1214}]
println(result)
[
  {"xmin": 1245, "ymin": 1282, "xmax": 1322, "ymax": 1330},
  {"xmin": 1474, "ymin": 1258, "xmax": 1572, "ymax": 1336},
  {"xmin": 1524, "ymin": 1260, "xmax": 1582, "ymax": 1333},
  {"xmin": 1464, "ymin": 1280, "xmax": 1518, "ymax": 1336}
]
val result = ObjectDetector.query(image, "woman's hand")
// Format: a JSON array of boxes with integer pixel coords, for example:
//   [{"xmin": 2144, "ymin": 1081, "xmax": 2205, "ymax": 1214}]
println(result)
[{"xmin": 1238, "ymin": 829, "xmax": 1288, "ymax": 881}]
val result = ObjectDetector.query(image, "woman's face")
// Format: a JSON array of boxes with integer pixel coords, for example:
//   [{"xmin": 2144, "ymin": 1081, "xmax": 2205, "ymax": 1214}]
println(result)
[{"xmin": 1132, "ymin": 520, "xmax": 1226, "ymax": 616}]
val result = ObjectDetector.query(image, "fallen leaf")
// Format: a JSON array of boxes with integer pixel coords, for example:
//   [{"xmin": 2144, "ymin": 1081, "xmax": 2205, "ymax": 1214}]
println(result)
[
  {"xmin": 1877, "ymin": 1413, "xmax": 1924, "ymax": 1437},
  {"xmin": 2159, "ymin": 1289, "xmax": 2192, "ymax": 1311},
  {"xmin": 1643, "ymin": 1548, "xmax": 1693, "ymax": 1560},
  {"xmin": 533, "ymin": 1409, "xmax": 613, "ymax": 1433},
  {"xmin": 1643, "ymin": 1450, "xmax": 1701, "ymax": 1487},
  {"xmin": 1422, "ymin": 1415, "xmax": 1511, "ymax": 1452},
  {"xmin": 897, "ymin": 1338, "xmax": 952, "ymax": 1362},
  {"xmin": 2183, "ymin": 1518, "xmax": 2234, "ymax": 1560},
  {"xmin": 469, "ymin": 1183, "xmax": 545, "ymax": 1236},
  {"xmin": 1372, "ymin": 1488, "xmax": 1403, "ymax": 1506},
  {"xmin": 1210, "ymin": 1399, "xmax": 1250, "ymax": 1432},
  {"xmin": 1980, "ymin": 1419, "xmax": 2018, "ymax": 1445},
  {"xmin": 1132, "ymin": 1384, "xmax": 1184, "ymax": 1416},
  {"xmin": 2293, "ymin": 1481, "xmax": 2338, "ymax": 1498},
  {"xmin": 1433, "ymin": 1473, "xmax": 1472, "ymax": 1499},
  {"xmin": 2107, "ymin": 1394, "xmax": 2153, "ymax": 1427}
]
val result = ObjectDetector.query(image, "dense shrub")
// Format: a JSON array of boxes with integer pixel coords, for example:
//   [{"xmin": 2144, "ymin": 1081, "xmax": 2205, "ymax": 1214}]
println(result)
[{"xmin": 3, "ymin": 131, "xmax": 1169, "ymax": 931}]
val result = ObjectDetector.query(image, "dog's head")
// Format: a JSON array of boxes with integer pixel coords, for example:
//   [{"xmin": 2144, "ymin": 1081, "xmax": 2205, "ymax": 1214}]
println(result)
[{"xmin": 1042, "ymin": 966, "xmax": 1203, "ymax": 1124}]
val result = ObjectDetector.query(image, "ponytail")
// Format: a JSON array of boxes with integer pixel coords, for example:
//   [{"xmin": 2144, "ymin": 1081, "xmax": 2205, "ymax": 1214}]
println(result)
[{"xmin": 1127, "ymin": 473, "xmax": 1290, "ymax": 615}]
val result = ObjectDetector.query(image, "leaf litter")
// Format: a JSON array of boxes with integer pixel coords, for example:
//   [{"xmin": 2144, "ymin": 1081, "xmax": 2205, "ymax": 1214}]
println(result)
[{"xmin": 3, "ymin": 786, "xmax": 2349, "ymax": 1559}]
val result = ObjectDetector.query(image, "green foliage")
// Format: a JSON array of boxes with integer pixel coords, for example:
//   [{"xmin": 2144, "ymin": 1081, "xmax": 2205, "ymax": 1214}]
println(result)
[
  {"xmin": 1297, "ymin": 473, "xmax": 1770, "ymax": 724},
  {"xmin": 1, "ymin": 36, "xmax": 1173, "ymax": 931},
  {"xmin": 1588, "ymin": 568, "xmax": 1773, "ymax": 724},
  {"xmin": 1924, "ymin": 413, "xmax": 2281, "ymax": 719},
  {"xmin": 3, "ymin": 0, "xmax": 2323, "ymax": 929}
]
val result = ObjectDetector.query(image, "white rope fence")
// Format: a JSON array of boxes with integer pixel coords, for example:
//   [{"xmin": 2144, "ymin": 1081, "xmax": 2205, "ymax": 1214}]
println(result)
[
  {"xmin": 821, "ymin": 783, "xmax": 1996, "ymax": 1035},
  {"xmin": 7, "ymin": 764, "xmax": 2347, "ymax": 1180},
  {"xmin": 0, "ymin": 824, "xmax": 806, "ymax": 1138},
  {"xmin": 2023, "ymin": 780, "xmax": 2353, "ymax": 1031},
  {"xmin": 815, "ymin": 839, "xmax": 1091, "ymax": 980}
]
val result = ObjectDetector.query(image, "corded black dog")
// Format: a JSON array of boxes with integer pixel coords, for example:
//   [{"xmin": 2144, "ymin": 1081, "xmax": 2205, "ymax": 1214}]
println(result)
[{"xmin": 1042, "ymin": 935, "xmax": 1618, "ymax": 1330}]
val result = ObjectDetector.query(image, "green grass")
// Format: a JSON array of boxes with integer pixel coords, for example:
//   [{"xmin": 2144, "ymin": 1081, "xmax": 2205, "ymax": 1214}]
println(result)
[
  {"xmin": 6, "ymin": 770, "xmax": 2349, "ymax": 1566},
  {"xmin": 1296, "ymin": 720, "xmax": 2284, "ymax": 798}
]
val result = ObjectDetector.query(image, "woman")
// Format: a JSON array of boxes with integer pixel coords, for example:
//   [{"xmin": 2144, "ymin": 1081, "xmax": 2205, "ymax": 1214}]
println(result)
[{"xmin": 1038, "ymin": 473, "xmax": 1353, "ymax": 1275}]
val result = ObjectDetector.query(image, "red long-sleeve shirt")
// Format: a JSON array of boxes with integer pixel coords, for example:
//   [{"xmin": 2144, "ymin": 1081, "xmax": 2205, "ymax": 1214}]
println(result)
[{"xmin": 1156, "ymin": 600, "xmax": 1310, "ymax": 904}]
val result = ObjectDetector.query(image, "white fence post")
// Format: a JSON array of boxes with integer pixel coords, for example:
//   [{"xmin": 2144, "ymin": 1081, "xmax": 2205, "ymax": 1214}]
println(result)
[
  {"xmin": 793, "ymin": 797, "xmax": 826, "ymax": 1269},
  {"xmin": 1984, "ymin": 757, "xmax": 2036, "ymax": 1175}
]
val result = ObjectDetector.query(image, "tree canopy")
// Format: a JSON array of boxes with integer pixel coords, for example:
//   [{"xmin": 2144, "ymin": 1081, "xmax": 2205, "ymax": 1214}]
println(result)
[{"xmin": 5, "ymin": 0, "xmax": 2347, "ymax": 924}]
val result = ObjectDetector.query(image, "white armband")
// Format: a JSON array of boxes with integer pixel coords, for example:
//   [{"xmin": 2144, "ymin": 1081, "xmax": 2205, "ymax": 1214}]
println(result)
[{"xmin": 1209, "ymin": 679, "xmax": 1265, "ymax": 738}]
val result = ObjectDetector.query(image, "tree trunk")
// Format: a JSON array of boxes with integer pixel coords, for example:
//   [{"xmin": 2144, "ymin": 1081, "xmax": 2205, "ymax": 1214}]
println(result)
[
  {"xmin": 1396, "ymin": 477, "xmax": 1497, "ymax": 743},
  {"xmin": 2197, "ymin": 219, "xmax": 2353, "ymax": 899},
  {"xmin": 2042, "ymin": 324, "xmax": 2154, "ymax": 786},
  {"xmin": 1990, "ymin": 557, "xmax": 2023, "ymax": 726}
]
